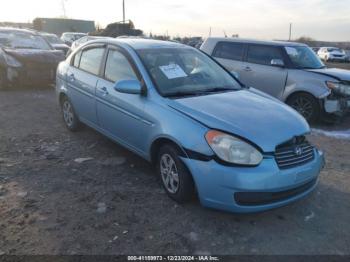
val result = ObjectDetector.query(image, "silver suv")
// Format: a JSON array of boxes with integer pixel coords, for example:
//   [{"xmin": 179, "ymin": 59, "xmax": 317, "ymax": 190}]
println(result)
[{"xmin": 201, "ymin": 37, "xmax": 350, "ymax": 122}]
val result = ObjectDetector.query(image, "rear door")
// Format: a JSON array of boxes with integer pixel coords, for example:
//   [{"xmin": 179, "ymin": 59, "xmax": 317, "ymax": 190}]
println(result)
[
  {"xmin": 211, "ymin": 41, "xmax": 246, "ymax": 79},
  {"xmin": 66, "ymin": 44, "xmax": 106, "ymax": 126},
  {"xmin": 240, "ymin": 44, "xmax": 288, "ymax": 99}
]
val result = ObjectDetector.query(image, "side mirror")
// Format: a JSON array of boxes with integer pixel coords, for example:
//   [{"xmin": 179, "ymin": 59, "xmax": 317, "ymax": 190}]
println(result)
[
  {"xmin": 114, "ymin": 79, "xmax": 142, "ymax": 94},
  {"xmin": 271, "ymin": 59, "xmax": 285, "ymax": 67}
]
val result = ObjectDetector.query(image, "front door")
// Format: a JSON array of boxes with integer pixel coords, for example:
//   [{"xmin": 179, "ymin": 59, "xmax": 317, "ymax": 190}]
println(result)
[{"xmin": 96, "ymin": 47, "xmax": 150, "ymax": 155}]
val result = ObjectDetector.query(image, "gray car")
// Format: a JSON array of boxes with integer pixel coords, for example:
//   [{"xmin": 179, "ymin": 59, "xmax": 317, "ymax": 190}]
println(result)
[{"xmin": 201, "ymin": 37, "xmax": 350, "ymax": 122}]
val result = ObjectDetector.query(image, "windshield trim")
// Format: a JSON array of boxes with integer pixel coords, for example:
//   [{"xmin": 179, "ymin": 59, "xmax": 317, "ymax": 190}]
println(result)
[{"xmin": 134, "ymin": 47, "xmax": 243, "ymax": 98}]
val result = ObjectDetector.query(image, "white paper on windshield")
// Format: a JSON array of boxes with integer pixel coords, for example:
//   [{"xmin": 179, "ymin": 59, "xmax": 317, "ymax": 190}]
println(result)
[
  {"xmin": 159, "ymin": 64, "xmax": 187, "ymax": 79},
  {"xmin": 285, "ymin": 47, "xmax": 299, "ymax": 57}
]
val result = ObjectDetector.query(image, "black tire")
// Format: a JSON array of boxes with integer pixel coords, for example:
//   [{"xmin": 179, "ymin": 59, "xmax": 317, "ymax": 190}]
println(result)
[
  {"xmin": 157, "ymin": 144, "xmax": 195, "ymax": 203},
  {"xmin": 60, "ymin": 95, "xmax": 81, "ymax": 131},
  {"xmin": 0, "ymin": 68, "xmax": 8, "ymax": 90},
  {"xmin": 287, "ymin": 93, "xmax": 320, "ymax": 123}
]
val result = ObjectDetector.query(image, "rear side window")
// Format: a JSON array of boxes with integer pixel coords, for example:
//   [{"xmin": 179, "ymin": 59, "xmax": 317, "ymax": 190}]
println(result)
[
  {"xmin": 213, "ymin": 42, "xmax": 245, "ymax": 61},
  {"xmin": 79, "ymin": 47, "xmax": 105, "ymax": 75},
  {"xmin": 104, "ymin": 50, "xmax": 138, "ymax": 82},
  {"xmin": 247, "ymin": 45, "xmax": 284, "ymax": 66}
]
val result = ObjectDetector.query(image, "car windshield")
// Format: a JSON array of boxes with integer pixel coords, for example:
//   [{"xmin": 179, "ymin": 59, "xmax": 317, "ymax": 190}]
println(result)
[
  {"xmin": 44, "ymin": 35, "xmax": 64, "ymax": 45},
  {"xmin": 0, "ymin": 31, "xmax": 52, "ymax": 50},
  {"xmin": 137, "ymin": 48, "xmax": 242, "ymax": 97},
  {"xmin": 285, "ymin": 46, "xmax": 325, "ymax": 69}
]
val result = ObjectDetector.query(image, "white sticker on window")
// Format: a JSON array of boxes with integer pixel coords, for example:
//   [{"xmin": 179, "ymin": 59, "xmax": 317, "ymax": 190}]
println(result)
[{"xmin": 159, "ymin": 64, "xmax": 187, "ymax": 79}]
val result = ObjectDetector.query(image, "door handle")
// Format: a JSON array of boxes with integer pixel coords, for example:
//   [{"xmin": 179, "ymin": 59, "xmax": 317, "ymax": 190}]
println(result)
[
  {"xmin": 68, "ymin": 73, "xmax": 75, "ymax": 82},
  {"xmin": 243, "ymin": 66, "xmax": 252, "ymax": 72},
  {"xmin": 100, "ymin": 86, "xmax": 109, "ymax": 95}
]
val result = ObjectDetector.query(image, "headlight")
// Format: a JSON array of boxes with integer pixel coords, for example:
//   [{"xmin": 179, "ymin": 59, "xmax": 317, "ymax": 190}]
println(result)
[
  {"xmin": 3, "ymin": 53, "xmax": 22, "ymax": 67},
  {"xmin": 326, "ymin": 81, "xmax": 350, "ymax": 96},
  {"xmin": 205, "ymin": 130, "xmax": 263, "ymax": 166}
]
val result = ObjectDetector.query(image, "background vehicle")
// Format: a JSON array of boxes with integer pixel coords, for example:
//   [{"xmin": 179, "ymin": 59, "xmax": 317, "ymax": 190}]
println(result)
[
  {"xmin": 317, "ymin": 47, "xmax": 348, "ymax": 62},
  {"xmin": 0, "ymin": 27, "xmax": 65, "ymax": 89},
  {"xmin": 200, "ymin": 37, "xmax": 350, "ymax": 122},
  {"xmin": 311, "ymin": 47, "xmax": 320, "ymax": 53},
  {"xmin": 68, "ymin": 36, "xmax": 110, "ymax": 55},
  {"xmin": 60, "ymin": 32, "xmax": 87, "ymax": 46},
  {"xmin": 56, "ymin": 39, "xmax": 324, "ymax": 213},
  {"xmin": 40, "ymin": 32, "xmax": 70, "ymax": 55}
]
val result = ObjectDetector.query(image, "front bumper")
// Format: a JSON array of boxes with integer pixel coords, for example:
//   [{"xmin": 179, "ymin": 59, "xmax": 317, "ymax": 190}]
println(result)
[
  {"xmin": 182, "ymin": 149, "xmax": 324, "ymax": 213},
  {"xmin": 324, "ymin": 97, "xmax": 350, "ymax": 115},
  {"xmin": 328, "ymin": 56, "xmax": 347, "ymax": 61}
]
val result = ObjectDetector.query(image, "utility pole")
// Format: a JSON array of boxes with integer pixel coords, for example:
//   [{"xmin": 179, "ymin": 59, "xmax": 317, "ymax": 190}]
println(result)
[
  {"xmin": 209, "ymin": 27, "xmax": 212, "ymax": 37},
  {"xmin": 61, "ymin": 0, "xmax": 67, "ymax": 18},
  {"xmin": 289, "ymin": 23, "xmax": 292, "ymax": 41},
  {"xmin": 123, "ymin": 0, "xmax": 126, "ymax": 23}
]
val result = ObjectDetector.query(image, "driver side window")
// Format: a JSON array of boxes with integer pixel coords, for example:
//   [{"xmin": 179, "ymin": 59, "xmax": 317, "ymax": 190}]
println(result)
[{"xmin": 104, "ymin": 50, "xmax": 138, "ymax": 83}]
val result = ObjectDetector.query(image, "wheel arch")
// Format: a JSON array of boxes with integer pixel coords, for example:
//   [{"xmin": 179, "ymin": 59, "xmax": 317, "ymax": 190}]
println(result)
[
  {"xmin": 285, "ymin": 90, "xmax": 319, "ymax": 103},
  {"xmin": 150, "ymin": 137, "xmax": 188, "ymax": 166},
  {"xmin": 58, "ymin": 92, "xmax": 67, "ymax": 106}
]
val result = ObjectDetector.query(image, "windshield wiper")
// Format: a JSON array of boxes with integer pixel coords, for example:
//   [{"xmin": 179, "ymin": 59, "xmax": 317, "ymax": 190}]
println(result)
[
  {"xmin": 163, "ymin": 91, "xmax": 208, "ymax": 98},
  {"xmin": 164, "ymin": 87, "xmax": 237, "ymax": 98},
  {"xmin": 204, "ymin": 87, "xmax": 237, "ymax": 93}
]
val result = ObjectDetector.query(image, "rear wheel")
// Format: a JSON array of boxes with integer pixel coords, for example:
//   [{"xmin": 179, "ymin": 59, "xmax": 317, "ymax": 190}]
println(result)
[
  {"xmin": 157, "ymin": 144, "xmax": 195, "ymax": 203},
  {"xmin": 60, "ymin": 95, "xmax": 81, "ymax": 131},
  {"xmin": 287, "ymin": 93, "xmax": 320, "ymax": 123}
]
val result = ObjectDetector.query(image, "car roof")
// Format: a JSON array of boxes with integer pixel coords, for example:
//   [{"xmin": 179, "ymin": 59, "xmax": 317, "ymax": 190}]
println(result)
[
  {"xmin": 205, "ymin": 37, "xmax": 308, "ymax": 47},
  {"xmin": 62, "ymin": 32, "xmax": 87, "ymax": 35},
  {"xmin": 0, "ymin": 27, "xmax": 37, "ymax": 35},
  {"xmin": 94, "ymin": 38, "xmax": 190, "ymax": 50},
  {"xmin": 40, "ymin": 32, "xmax": 58, "ymax": 37}
]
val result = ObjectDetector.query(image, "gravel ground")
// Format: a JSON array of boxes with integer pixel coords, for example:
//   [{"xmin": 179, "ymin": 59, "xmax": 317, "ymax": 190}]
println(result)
[{"xmin": 0, "ymin": 87, "xmax": 349, "ymax": 255}]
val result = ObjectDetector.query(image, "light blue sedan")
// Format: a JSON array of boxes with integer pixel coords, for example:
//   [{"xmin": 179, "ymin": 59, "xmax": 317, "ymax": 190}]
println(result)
[{"xmin": 56, "ymin": 39, "xmax": 325, "ymax": 213}]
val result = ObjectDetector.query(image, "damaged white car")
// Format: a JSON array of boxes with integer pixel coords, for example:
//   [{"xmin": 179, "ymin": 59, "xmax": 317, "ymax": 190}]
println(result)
[{"xmin": 200, "ymin": 38, "xmax": 350, "ymax": 122}]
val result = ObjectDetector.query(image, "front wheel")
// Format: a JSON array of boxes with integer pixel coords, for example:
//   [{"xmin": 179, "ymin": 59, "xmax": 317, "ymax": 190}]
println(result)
[
  {"xmin": 287, "ymin": 93, "xmax": 320, "ymax": 123},
  {"xmin": 157, "ymin": 145, "xmax": 195, "ymax": 203},
  {"xmin": 61, "ymin": 96, "xmax": 81, "ymax": 131}
]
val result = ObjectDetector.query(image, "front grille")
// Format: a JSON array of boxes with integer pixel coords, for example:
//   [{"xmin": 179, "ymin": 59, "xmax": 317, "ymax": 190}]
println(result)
[
  {"xmin": 275, "ymin": 136, "xmax": 315, "ymax": 169},
  {"xmin": 234, "ymin": 178, "xmax": 317, "ymax": 206}
]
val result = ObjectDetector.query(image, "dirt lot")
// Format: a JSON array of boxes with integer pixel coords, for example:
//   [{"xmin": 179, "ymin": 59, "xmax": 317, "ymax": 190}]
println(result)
[{"xmin": 0, "ymin": 85, "xmax": 350, "ymax": 255}]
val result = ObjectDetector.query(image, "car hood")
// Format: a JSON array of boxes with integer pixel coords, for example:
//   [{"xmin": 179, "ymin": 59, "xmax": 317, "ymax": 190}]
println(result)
[
  {"xmin": 51, "ymin": 44, "xmax": 69, "ymax": 49},
  {"xmin": 307, "ymin": 68, "xmax": 350, "ymax": 81},
  {"xmin": 167, "ymin": 89, "xmax": 310, "ymax": 152},
  {"xmin": 3, "ymin": 48, "xmax": 65, "ymax": 64}
]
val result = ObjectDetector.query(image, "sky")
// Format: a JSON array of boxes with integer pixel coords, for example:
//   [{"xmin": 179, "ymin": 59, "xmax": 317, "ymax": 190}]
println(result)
[{"xmin": 1, "ymin": 0, "xmax": 350, "ymax": 41}]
